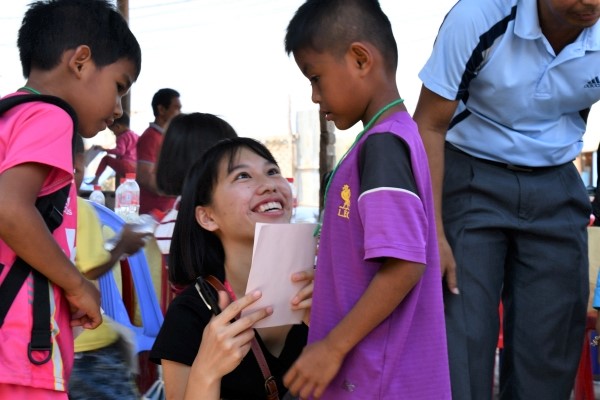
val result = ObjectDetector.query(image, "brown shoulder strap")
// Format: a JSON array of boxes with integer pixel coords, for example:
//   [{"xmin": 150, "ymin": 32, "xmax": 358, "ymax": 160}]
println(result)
[{"xmin": 205, "ymin": 276, "xmax": 279, "ymax": 400}]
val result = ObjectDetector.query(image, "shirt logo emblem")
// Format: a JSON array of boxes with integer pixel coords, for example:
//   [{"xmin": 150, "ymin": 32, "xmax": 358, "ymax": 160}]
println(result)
[
  {"xmin": 63, "ymin": 195, "xmax": 73, "ymax": 216},
  {"xmin": 337, "ymin": 184, "xmax": 351, "ymax": 219},
  {"xmin": 584, "ymin": 76, "xmax": 600, "ymax": 88},
  {"xmin": 342, "ymin": 379, "xmax": 356, "ymax": 392}
]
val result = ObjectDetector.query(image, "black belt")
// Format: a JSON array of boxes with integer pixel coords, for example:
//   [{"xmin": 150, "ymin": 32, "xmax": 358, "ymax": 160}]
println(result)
[{"xmin": 445, "ymin": 143, "xmax": 568, "ymax": 173}]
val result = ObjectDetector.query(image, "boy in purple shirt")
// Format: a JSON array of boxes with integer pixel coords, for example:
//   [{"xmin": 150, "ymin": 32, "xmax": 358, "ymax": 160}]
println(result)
[{"xmin": 283, "ymin": 0, "xmax": 450, "ymax": 398}]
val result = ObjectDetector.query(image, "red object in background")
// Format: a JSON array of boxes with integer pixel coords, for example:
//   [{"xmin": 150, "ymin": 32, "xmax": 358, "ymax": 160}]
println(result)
[{"xmin": 574, "ymin": 312, "xmax": 597, "ymax": 400}]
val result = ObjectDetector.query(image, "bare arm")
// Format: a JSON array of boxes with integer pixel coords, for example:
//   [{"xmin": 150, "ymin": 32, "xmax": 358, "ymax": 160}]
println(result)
[
  {"xmin": 284, "ymin": 258, "xmax": 425, "ymax": 399},
  {"xmin": 0, "ymin": 163, "xmax": 101, "ymax": 328},
  {"xmin": 163, "ymin": 360, "xmax": 192, "ymax": 400},
  {"xmin": 136, "ymin": 161, "xmax": 160, "ymax": 194},
  {"xmin": 83, "ymin": 224, "xmax": 149, "ymax": 281},
  {"xmin": 413, "ymin": 85, "xmax": 460, "ymax": 293}
]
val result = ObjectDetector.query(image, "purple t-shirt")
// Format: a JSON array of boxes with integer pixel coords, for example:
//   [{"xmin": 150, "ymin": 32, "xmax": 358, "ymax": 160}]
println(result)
[{"xmin": 309, "ymin": 111, "xmax": 450, "ymax": 398}]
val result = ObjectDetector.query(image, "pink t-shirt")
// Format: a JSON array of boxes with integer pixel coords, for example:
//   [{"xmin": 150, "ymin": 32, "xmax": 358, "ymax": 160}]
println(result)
[
  {"xmin": 0, "ymin": 93, "xmax": 77, "ymax": 392},
  {"xmin": 107, "ymin": 128, "xmax": 138, "ymax": 163}
]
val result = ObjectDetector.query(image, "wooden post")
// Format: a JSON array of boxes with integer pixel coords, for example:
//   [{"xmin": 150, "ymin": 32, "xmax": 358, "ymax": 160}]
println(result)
[
  {"xmin": 116, "ymin": 0, "xmax": 131, "ymax": 116},
  {"xmin": 319, "ymin": 113, "xmax": 335, "ymax": 211}
]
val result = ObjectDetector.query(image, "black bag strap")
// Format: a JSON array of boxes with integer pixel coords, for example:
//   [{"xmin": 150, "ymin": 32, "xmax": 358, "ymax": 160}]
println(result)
[
  {"xmin": 205, "ymin": 276, "xmax": 280, "ymax": 400},
  {"xmin": 0, "ymin": 93, "xmax": 76, "ymax": 365}
]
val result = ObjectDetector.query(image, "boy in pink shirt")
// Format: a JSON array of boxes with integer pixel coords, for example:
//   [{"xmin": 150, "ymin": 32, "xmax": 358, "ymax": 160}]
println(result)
[
  {"xmin": 89, "ymin": 112, "xmax": 138, "ymax": 185},
  {"xmin": 0, "ymin": 0, "xmax": 141, "ymax": 398}
]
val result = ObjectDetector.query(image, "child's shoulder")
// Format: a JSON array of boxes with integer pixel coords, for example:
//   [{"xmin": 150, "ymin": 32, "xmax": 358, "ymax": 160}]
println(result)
[{"xmin": 1, "ymin": 93, "xmax": 75, "ymax": 132}]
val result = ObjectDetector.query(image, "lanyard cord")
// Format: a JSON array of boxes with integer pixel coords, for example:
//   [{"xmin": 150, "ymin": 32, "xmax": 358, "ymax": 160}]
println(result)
[
  {"xmin": 18, "ymin": 86, "xmax": 41, "ymax": 95},
  {"xmin": 314, "ymin": 98, "xmax": 405, "ymax": 237}
]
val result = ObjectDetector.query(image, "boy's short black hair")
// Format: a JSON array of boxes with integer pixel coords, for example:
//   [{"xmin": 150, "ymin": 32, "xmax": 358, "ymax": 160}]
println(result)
[
  {"xmin": 151, "ymin": 88, "xmax": 180, "ymax": 117},
  {"xmin": 285, "ymin": 0, "xmax": 398, "ymax": 72},
  {"xmin": 18, "ymin": 0, "xmax": 141, "ymax": 79}
]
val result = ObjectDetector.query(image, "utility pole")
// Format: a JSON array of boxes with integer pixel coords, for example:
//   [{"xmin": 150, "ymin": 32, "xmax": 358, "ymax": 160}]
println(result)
[
  {"xmin": 319, "ymin": 113, "xmax": 335, "ymax": 211},
  {"xmin": 117, "ymin": 0, "xmax": 130, "ymax": 116}
]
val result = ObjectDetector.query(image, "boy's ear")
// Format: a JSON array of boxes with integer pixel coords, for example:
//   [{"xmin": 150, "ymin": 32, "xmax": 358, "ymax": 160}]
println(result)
[
  {"xmin": 68, "ymin": 45, "xmax": 93, "ymax": 76},
  {"xmin": 348, "ymin": 42, "xmax": 372, "ymax": 74},
  {"xmin": 195, "ymin": 206, "xmax": 219, "ymax": 232}
]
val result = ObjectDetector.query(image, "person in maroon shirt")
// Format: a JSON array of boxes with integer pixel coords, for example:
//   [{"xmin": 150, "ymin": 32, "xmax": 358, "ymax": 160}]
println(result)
[{"xmin": 137, "ymin": 88, "xmax": 181, "ymax": 214}]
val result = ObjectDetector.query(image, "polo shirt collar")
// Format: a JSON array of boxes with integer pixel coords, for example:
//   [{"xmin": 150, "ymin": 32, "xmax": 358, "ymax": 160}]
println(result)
[
  {"xmin": 149, "ymin": 122, "xmax": 165, "ymax": 134},
  {"xmin": 514, "ymin": 0, "xmax": 542, "ymax": 40}
]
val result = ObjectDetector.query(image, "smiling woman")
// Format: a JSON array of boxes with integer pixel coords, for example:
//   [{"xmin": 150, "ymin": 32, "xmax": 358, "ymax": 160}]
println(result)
[{"xmin": 149, "ymin": 137, "xmax": 314, "ymax": 400}]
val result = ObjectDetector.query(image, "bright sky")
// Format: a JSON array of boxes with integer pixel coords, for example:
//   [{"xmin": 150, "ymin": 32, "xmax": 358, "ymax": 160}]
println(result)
[
  {"xmin": 1, "ymin": 0, "xmax": 598, "ymax": 150},
  {"xmin": 0, "ymin": 0, "xmax": 455, "ymax": 138}
]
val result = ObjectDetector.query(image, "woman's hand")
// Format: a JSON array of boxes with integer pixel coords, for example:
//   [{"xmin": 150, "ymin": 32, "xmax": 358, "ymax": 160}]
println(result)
[
  {"xmin": 291, "ymin": 268, "xmax": 314, "ymax": 326},
  {"xmin": 189, "ymin": 291, "xmax": 273, "ymax": 385}
]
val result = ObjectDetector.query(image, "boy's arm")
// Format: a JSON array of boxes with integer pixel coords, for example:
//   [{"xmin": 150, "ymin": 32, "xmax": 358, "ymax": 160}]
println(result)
[
  {"xmin": 83, "ymin": 224, "xmax": 149, "ymax": 280},
  {"xmin": 0, "ymin": 163, "xmax": 102, "ymax": 328},
  {"xmin": 284, "ymin": 258, "xmax": 425, "ymax": 399}
]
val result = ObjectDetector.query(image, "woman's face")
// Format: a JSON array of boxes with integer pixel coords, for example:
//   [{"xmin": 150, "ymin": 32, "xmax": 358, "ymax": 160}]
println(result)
[{"xmin": 196, "ymin": 147, "xmax": 293, "ymax": 244}]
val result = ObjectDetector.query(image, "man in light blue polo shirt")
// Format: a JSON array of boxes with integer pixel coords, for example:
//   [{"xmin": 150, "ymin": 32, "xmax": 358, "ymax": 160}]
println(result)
[{"xmin": 414, "ymin": 0, "xmax": 600, "ymax": 398}]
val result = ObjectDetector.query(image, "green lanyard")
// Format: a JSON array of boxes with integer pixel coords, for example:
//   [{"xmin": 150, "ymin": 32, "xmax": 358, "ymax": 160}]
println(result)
[
  {"xmin": 314, "ymin": 98, "xmax": 405, "ymax": 237},
  {"xmin": 18, "ymin": 86, "xmax": 41, "ymax": 95}
]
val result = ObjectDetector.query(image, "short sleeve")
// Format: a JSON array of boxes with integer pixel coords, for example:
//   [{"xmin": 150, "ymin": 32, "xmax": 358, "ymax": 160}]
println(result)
[
  {"xmin": 357, "ymin": 133, "xmax": 428, "ymax": 264},
  {"xmin": 137, "ymin": 130, "xmax": 161, "ymax": 164},
  {"xmin": 0, "ymin": 99, "xmax": 74, "ymax": 194},
  {"xmin": 150, "ymin": 286, "xmax": 212, "ymax": 366},
  {"xmin": 418, "ymin": 0, "xmax": 491, "ymax": 101}
]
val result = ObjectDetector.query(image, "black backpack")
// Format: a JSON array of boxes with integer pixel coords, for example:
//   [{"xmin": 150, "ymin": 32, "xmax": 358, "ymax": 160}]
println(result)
[{"xmin": 0, "ymin": 94, "xmax": 78, "ymax": 365}]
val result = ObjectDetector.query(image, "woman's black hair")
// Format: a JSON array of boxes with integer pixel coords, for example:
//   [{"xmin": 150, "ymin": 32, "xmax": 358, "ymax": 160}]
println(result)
[
  {"xmin": 156, "ymin": 113, "xmax": 238, "ymax": 196},
  {"xmin": 168, "ymin": 137, "xmax": 279, "ymax": 286}
]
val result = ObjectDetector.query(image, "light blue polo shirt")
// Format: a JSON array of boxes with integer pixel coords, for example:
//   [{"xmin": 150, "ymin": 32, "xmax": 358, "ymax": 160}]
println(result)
[{"xmin": 419, "ymin": 0, "xmax": 600, "ymax": 166}]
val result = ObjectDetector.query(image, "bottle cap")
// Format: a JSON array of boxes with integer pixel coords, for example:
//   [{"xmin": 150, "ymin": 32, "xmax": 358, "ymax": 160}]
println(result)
[{"xmin": 125, "ymin": 173, "xmax": 136, "ymax": 180}]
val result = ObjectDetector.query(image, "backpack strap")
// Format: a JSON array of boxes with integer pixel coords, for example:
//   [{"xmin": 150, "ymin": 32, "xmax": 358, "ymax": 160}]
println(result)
[
  {"xmin": 0, "ymin": 185, "xmax": 70, "ymax": 364},
  {"xmin": 0, "ymin": 93, "xmax": 76, "ymax": 365},
  {"xmin": 205, "ymin": 275, "xmax": 280, "ymax": 400}
]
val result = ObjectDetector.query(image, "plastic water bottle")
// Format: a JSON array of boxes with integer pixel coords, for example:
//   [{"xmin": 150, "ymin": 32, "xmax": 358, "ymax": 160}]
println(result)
[
  {"xmin": 115, "ymin": 173, "xmax": 140, "ymax": 223},
  {"xmin": 89, "ymin": 185, "xmax": 105, "ymax": 206}
]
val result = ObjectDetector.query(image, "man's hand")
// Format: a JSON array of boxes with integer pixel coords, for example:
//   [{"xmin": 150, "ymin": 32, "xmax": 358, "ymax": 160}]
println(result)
[{"xmin": 438, "ymin": 234, "xmax": 459, "ymax": 295}]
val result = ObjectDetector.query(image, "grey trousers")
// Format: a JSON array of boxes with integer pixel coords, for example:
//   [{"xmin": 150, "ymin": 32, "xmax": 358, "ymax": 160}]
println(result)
[{"xmin": 443, "ymin": 145, "xmax": 589, "ymax": 400}]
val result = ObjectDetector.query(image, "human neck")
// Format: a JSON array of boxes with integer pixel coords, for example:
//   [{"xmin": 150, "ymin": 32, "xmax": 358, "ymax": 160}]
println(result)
[
  {"xmin": 21, "ymin": 77, "xmax": 54, "ymax": 96},
  {"xmin": 154, "ymin": 116, "xmax": 168, "ymax": 129},
  {"xmin": 537, "ymin": 3, "xmax": 582, "ymax": 54},
  {"xmin": 223, "ymin": 242, "xmax": 254, "ymax": 299}
]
